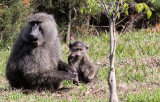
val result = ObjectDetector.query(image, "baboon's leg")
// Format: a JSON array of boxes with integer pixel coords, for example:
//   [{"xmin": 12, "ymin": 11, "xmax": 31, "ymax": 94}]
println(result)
[{"xmin": 53, "ymin": 81, "xmax": 63, "ymax": 90}]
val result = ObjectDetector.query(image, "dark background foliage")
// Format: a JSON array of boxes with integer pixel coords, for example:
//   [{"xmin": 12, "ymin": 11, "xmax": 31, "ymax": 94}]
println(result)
[{"xmin": 0, "ymin": 0, "xmax": 160, "ymax": 48}]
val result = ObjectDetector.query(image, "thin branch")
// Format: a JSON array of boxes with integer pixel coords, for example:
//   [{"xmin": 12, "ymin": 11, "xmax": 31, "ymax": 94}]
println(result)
[
  {"xmin": 117, "ymin": 13, "xmax": 143, "ymax": 39},
  {"xmin": 100, "ymin": 0, "xmax": 111, "ymax": 20},
  {"xmin": 113, "ymin": 21, "xmax": 116, "ymax": 56},
  {"xmin": 109, "ymin": 2, "xmax": 115, "ymax": 12},
  {"xmin": 116, "ymin": 16, "xmax": 127, "ymax": 26},
  {"xmin": 114, "ymin": 0, "xmax": 121, "ymax": 20}
]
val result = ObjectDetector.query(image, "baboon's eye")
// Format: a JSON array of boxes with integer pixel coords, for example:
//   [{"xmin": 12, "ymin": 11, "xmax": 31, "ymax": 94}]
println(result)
[
  {"xmin": 39, "ymin": 26, "xmax": 42, "ymax": 31},
  {"xmin": 74, "ymin": 49, "xmax": 82, "ymax": 52},
  {"xmin": 77, "ymin": 48, "xmax": 83, "ymax": 51},
  {"xmin": 30, "ymin": 21, "xmax": 40, "ymax": 26},
  {"xmin": 73, "ymin": 49, "xmax": 77, "ymax": 52},
  {"xmin": 77, "ymin": 49, "xmax": 80, "ymax": 51}
]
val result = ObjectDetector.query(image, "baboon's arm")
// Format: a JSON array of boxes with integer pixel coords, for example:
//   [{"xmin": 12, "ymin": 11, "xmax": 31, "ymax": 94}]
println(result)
[
  {"xmin": 87, "ymin": 67, "xmax": 98, "ymax": 81},
  {"xmin": 57, "ymin": 60, "xmax": 79, "ymax": 85},
  {"xmin": 83, "ymin": 65, "xmax": 98, "ymax": 82},
  {"xmin": 58, "ymin": 60, "xmax": 76, "ymax": 73},
  {"xmin": 25, "ymin": 70, "xmax": 78, "ymax": 82}
]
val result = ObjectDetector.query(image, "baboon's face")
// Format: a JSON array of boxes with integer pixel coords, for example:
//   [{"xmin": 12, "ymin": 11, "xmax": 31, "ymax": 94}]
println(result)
[
  {"xmin": 29, "ymin": 21, "xmax": 44, "ymax": 47},
  {"xmin": 69, "ymin": 41, "xmax": 89, "ymax": 59},
  {"xmin": 21, "ymin": 13, "xmax": 58, "ymax": 47}
]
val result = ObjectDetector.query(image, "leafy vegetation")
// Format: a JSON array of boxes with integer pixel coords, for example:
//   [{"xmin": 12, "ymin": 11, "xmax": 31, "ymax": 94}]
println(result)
[
  {"xmin": 0, "ymin": 30, "xmax": 160, "ymax": 101},
  {"xmin": 1, "ymin": 0, "xmax": 160, "ymax": 48},
  {"xmin": 135, "ymin": 3, "xmax": 152, "ymax": 19},
  {"xmin": 0, "ymin": 0, "xmax": 32, "ymax": 48}
]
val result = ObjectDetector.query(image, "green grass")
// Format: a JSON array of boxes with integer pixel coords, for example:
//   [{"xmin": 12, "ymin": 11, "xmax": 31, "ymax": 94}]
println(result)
[
  {"xmin": 127, "ymin": 88, "xmax": 160, "ymax": 102},
  {"xmin": 0, "ymin": 29, "xmax": 160, "ymax": 101}
]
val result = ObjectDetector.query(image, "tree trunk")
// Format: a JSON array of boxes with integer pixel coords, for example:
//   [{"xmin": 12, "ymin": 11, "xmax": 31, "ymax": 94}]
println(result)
[
  {"xmin": 86, "ymin": 13, "xmax": 91, "ymax": 34},
  {"xmin": 108, "ymin": 19, "xmax": 118, "ymax": 102},
  {"xmin": 66, "ymin": 2, "xmax": 72, "ymax": 44}
]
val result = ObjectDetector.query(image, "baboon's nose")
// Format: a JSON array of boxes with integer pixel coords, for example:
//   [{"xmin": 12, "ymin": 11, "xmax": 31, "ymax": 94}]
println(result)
[{"xmin": 29, "ymin": 35, "xmax": 38, "ymax": 41}]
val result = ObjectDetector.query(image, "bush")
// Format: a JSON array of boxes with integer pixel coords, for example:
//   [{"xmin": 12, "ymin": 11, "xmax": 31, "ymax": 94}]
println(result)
[{"xmin": 0, "ymin": 0, "xmax": 32, "ymax": 48}]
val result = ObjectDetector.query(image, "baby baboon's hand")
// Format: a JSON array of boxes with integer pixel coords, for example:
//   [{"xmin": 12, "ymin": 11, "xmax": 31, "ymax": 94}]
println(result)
[
  {"xmin": 73, "ymin": 72, "xmax": 79, "ymax": 86},
  {"xmin": 68, "ymin": 66, "xmax": 76, "ymax": 74}
]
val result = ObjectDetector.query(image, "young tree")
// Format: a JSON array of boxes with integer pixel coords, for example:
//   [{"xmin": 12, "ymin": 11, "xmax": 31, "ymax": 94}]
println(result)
[
  {"xmin": 98, "ymin": 0, "xmax": 120, "ymax": 101},
  {"xmin": 79, "ymin": 0, "xmax": 154, "ymax": 101},
  {"xmin": 98, "ymin": 0, "xmax": 154, "ymax": 101},
  {"xmin": 66, "ymin": 1, "xmax": 72, "ymax": 44}
]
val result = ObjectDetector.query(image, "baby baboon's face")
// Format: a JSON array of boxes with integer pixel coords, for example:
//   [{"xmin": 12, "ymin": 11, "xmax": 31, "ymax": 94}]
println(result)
[{"xmin": 69, "ymin": 41, "xmax": 89, "ymax": 59}]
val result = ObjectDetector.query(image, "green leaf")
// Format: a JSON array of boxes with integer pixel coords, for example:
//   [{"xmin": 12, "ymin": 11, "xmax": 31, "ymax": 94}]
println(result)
[
  {"xmin": 125, "ymin": 10, "xmax": 128, "ymax": 15},
  {"xmin": 110, "ymin": 12, "xmax": 112, "ymax": 17},
  {"xmin": 147, "ymin": 10, "xmax": 152, "ymax": 19},
  {"xmin": 123, "ymin": 3, "xmax": 129, "ymax": 10},
  {"xmin": 80, "ymin": 8, "xmax": 83, "ymax": 14},
  {"xmin": 120, "ymin": 0, "xmax": 123, "ymax": 5},
  {"xmin": 135, "ymin": 3, "xmax": 144, "ymax": 13},
  {"xmin": 135, "ymin": 3, "xmax": 152, "ymax": 19},
  {"xmin": 151, "ymin": 0, "xmax": 157, "ymax": 3},
  {"xmin": 143, "ymin": 3, "xmax": 149, "ymax": 12},
  {"xmin": 89, "ymin": 8, "xmax": 92, "ymax": 13}
]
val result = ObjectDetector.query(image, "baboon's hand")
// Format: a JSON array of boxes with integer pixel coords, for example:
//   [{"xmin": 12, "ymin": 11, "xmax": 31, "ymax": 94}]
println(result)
[
  {"xmin": 73, "ymin": 72, "xmax": 79, "ymax": 86},
  {"xmin": 73, "ymin": 80, "xmax": 79, "ymax": 86},
  {"xmin": 68, "ymin": 66, "xmax": 76, "ymax": 74}
]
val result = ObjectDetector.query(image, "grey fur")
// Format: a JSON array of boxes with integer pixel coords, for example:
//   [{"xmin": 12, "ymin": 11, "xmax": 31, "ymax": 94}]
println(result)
[
  {"xmin": 68, "ymin": 41, "xmax": 98, "ymax": 84},
  {"xmin": 6, "ymin": 13, "xmax": 78, "ymax": 91}
]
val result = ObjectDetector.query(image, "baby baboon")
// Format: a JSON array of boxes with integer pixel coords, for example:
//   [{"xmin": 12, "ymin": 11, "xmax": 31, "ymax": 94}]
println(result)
[
  {"xmin": 6, "ymin": 13, "xmax": 78, "ymax": 91},
  {"xmin": 68, "ymin": 41, "xmax": 98, "ymax": 84}
]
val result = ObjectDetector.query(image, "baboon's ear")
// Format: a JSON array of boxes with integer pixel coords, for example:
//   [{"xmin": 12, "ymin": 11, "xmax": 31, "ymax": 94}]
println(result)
[
  {"xmin": 69, "ymin": 42, "xmax": 72, "ymax": 49},
  {"xmin": 86, "ymin": 45, "xmax": 89, "ymax": 50}
]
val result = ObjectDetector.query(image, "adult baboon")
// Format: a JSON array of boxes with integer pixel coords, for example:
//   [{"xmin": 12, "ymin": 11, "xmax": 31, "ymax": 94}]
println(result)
[
  {"xmin": 6, "ymin": 13, "xmax": 78, "ymax": 91},
  {"xmin": 68, "ymin": 41, "xmax": 98, "ymax": 84}
]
